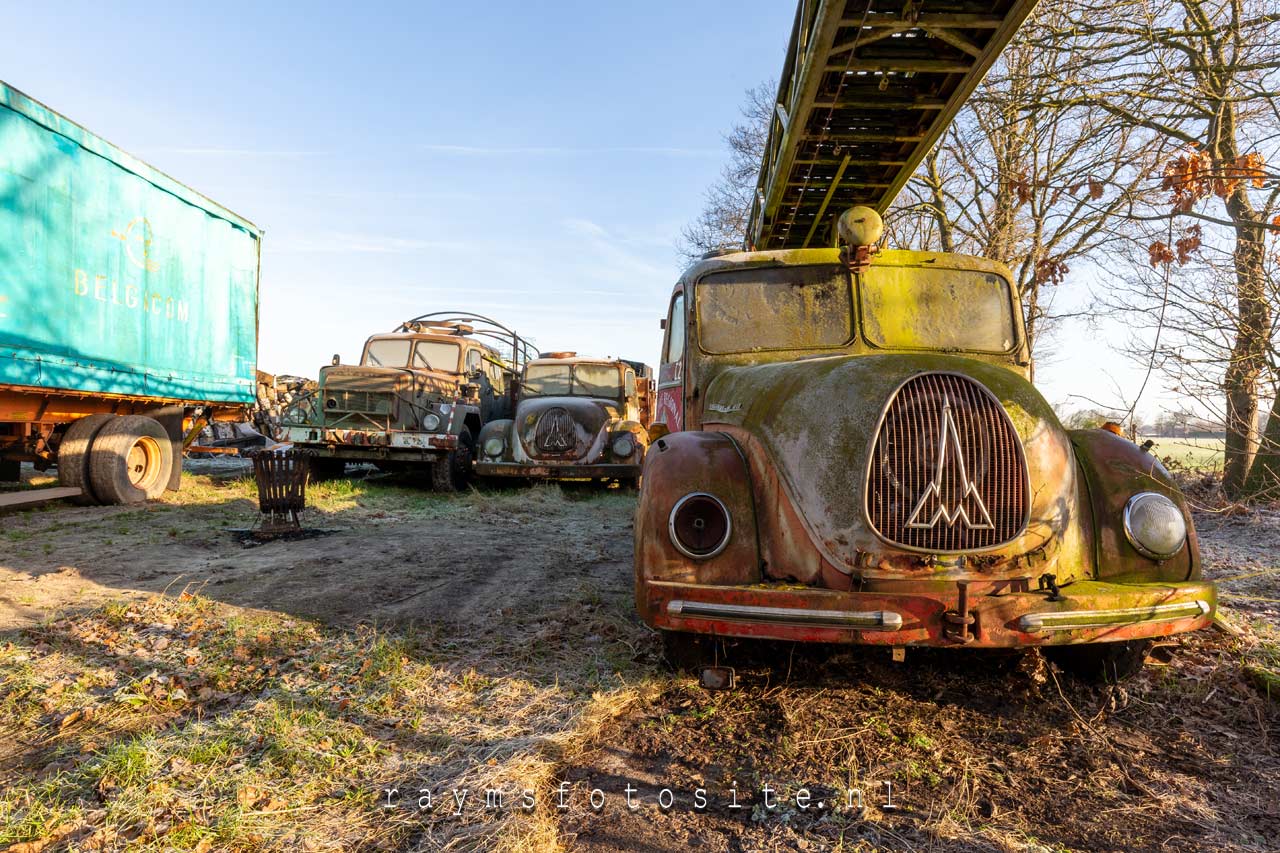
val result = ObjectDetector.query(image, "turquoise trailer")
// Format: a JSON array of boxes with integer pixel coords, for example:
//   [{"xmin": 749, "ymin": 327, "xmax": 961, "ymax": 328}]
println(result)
[{"xmin": 0, "ymin": 80, "xmax": 262, "ymax": 505}]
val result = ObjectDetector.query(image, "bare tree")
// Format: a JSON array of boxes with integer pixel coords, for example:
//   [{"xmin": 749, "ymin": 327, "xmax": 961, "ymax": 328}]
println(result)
[
  {"xmin": 677, "ymin": 82, "xmax": 774, "ymax": 264},
  {"xmin": 887, "ymin": 4, "xmax": 1164, "ymax": 366},
  {"xmin": 1036, "ymin": 0, "xmax": 1280, "ymax": 496}
]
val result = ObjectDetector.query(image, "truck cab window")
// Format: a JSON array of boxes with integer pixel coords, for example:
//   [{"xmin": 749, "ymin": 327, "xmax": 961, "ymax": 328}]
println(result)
[{"xmin": 664, "ymin": 293, "xmax": 685, "ymax": 363}]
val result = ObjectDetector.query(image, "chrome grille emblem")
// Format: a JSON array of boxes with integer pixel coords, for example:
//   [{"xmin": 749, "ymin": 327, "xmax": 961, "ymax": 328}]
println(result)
[
  {"xmin": 866, "ymin": 372, "xmax": 1029, "ymax": 552},
  {"xmin": 905, "ymin": 396, "xmax": 995, "ymax": 530},
  {"xmin": 536, "ymin": 407, "xmax": 576, "ymax": 453}
]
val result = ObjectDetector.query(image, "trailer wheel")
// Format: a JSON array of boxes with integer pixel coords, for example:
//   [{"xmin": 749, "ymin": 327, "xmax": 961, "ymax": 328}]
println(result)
[
  {"xmin": 431, "ymin": 432, "xmax": 474, "ymax": 492},
  {"xmin": 57, "ymin": 414, "xmax": 116, "ymax": 505},
  {"xmin": 1044, "ymin": 639, "xmax": 1151, "ymax": 683},
  {"xmin": 88, "ymin": 415, "xmax": 174, "ymax": 505}
]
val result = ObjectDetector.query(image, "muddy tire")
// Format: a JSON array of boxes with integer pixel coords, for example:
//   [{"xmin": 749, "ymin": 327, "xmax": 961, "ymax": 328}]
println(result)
[
  {"xmin": 1044, "ymin": 639, "xmax": 1151, "ymax": 683},
  {"xmin": 431, "ymin": 432, "xmax": 474, "ymax": 492},
  {"xmin": 57, "ymin": 414, "xmax": 116, "ymax": 505},
  {"xmin": 87, "ymin": 415, "xmax": 174, "ymax": 505},
  {"xmin": 661, "ymin": 630, "xmax": 717, "ymax": 673}
]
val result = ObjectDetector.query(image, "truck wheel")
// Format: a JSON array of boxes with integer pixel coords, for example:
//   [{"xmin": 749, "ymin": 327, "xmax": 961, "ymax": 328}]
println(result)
[
  {"xmin": 431, "ymin": 432, "xmax": 474, "ymax": 492},
  {"xmin": 1044, "ymin": 639, "xmax": 1151, "ymax": 683},
  {"xmin": 57, "ymin": 413, "xmax": 115, "ymax": 505},
  {"xmin": 88, "ymin": 415, "xmax": 174, "ymax": 505}
]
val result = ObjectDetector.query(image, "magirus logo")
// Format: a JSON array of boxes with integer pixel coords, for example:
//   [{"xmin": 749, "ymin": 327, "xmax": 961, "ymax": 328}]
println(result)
[{"xmin": 905, "ymin": 396, "xmax": 995, "ymax": 531}]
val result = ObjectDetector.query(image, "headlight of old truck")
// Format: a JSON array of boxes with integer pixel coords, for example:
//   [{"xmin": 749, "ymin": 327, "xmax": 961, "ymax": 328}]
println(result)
[
  {"xmin": 1123, "ymin": 492, "xmax": 1187, "ymax": 559},
  {"xmin": 611, "ymin": 435, "xmax": 635, "ymax": 458},
  {"xmin": 483, "ymin": 437, "xmax": 504, "ymax": 457},
  {"xmin": 422, "ymin": 413, "xmax": 442, "ymax": 431},
  {"xmin": 669, "ymin": 493, "xmax": 731, "ymax": 559}
]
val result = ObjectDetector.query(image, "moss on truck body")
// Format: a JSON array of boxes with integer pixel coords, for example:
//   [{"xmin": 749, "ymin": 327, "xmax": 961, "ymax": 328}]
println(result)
[{"xmin": 636, "ymin": 236, "xmax": 1213, "ymax": 676}]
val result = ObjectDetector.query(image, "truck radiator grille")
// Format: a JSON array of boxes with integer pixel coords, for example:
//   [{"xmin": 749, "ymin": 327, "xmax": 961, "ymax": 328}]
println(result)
[
  {"xmin": 324, "ymin": 390, "xmax": 392, "ymax": 415},
  {"xmin": 535, "ymin": 407, "xmax": 577, "ymax": 453},
  {"xmin": 866, "ymin": 373, "xmax": 1028, "ymax": 552}
]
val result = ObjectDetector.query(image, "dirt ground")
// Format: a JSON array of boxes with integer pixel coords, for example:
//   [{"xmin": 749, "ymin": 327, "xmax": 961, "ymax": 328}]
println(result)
[{"xmin": 1, "ymin": 462, "xmax": 1278, "ymax": 852}]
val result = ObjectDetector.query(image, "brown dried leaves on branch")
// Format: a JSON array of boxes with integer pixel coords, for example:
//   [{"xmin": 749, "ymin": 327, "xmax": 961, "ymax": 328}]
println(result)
[
  {"xmin": 1149, "ymin": 225, "xmax": 1203, "ymax": 268},
  {"xmin": 1162, "ymin": 149, "xmax": 1267, "ymax": 213}
]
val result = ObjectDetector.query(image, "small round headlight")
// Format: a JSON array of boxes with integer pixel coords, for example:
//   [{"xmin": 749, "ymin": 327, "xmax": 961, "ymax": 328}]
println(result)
[
  {"xmin": 1123, "ymin": 492, "xmax": 1187, "ymax": 560},
  {"xmin": 611, "ymin": 435, "xmax": 635, "ymax": 458},
  {"xmin": 422, "ymin": 413, "xmax": 442, "ymax": 432},
  {"xmin": 325, "ymin": 397, "xmax": 337, "ymax": 409},
  {"xmin": 669, "ymin": 492, "xmax": 731, "ymax": 559},
  {"xmin": 483, "ymin": 437, "xmax": 505, "ymax": 458}
]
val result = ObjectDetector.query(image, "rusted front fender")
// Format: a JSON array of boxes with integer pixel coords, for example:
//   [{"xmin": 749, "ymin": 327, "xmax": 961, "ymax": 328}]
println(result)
[
  {"xmin": 1071, "ymin": 429, "xmax": 1200, "ymax": 583},
  {"xmin": 634, "ymin": 431, "xmax": 759, "ymax": 622}
]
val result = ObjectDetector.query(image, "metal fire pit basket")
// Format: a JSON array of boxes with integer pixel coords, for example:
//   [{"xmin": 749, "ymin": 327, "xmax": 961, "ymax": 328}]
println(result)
[{"xmin": 249, "ymin": 449, "xmax": 311, "ymax": 533}]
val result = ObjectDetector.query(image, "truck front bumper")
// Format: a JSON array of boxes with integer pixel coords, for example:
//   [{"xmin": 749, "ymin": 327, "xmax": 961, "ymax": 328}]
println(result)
[
  {"xmin": 475, "ymin": 461, "xmax": 640, "ymax": 480},
  {"xmin": 282, "ymin": 425, "xmax": 455, "ymax": 461},
  {"xmin": 640, "ymin": 578, "xmax": 1215, "ymax": 647}
]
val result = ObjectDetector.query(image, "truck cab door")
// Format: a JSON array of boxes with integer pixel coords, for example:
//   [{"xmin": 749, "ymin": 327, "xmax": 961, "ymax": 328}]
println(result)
[{"xmin": 656, "ymin": 290, "xmax": 686, "ymax": 432}]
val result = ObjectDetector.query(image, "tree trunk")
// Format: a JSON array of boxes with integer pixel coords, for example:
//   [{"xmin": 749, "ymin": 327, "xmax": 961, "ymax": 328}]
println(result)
[
  {"xmin": 1242, "ymin": 390, "xmax": 1280, "ymax": 499},
  {"xmin": 1220, "ymin": 187, "xmax": 1270, "ymax": 498}
]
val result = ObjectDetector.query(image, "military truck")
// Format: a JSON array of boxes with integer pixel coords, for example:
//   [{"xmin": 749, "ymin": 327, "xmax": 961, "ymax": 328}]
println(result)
[
  {"xmin": 475, "ymin": 353, "xmax": 654, "ymax": 486},
  {"xmin": 280, "ymin": 313, "xmax": 533, "ymax": 491},
  {"xmin": 635, "ymin": 207, "xmax": 1214, "ymax": 681}
]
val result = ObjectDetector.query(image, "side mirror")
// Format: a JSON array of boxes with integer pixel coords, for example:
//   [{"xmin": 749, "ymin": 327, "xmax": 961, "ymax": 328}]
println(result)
[{"xmin": 331, "ymin": 353, "xmax": 340, "ymax": 366}]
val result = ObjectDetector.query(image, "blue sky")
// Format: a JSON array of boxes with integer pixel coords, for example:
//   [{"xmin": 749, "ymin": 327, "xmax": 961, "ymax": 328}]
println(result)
[{"xmin": 4, "ymin": 1, "xmax": 1179, "ymax": 418}]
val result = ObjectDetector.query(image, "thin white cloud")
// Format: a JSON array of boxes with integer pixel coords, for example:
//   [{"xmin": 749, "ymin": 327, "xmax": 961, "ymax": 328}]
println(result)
[
  {"xmin": 140, "ymin": 147, "xmax": 324, "ymax": 157},
  {"xmin": 270, "ymin": 232, "xmax": 473, "ymax": 254},
  {"xmin": 420, "ymin": 144, "xmax": 718, "ymax": 157}
]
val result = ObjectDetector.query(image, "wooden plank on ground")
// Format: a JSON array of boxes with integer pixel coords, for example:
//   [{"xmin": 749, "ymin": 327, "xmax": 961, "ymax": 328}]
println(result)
[{"xmin": 0, "ymin": 486, "xmax": 82, "ymax": 512}]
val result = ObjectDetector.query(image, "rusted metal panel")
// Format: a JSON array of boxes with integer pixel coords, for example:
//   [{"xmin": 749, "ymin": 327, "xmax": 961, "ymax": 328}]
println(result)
[
  {"xmin": 749, "ymin": 0, "xmax": 1039, "ymax": 249},
  {"xmin": 474, "ymin": 356, "xmax": 651, "ymax": 483},
  {"xmin": 644, "ymin": 578, "xmax": 1215, "ymax": 648}
]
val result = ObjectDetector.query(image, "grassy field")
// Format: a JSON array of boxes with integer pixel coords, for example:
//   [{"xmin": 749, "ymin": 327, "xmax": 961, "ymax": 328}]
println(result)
[
  {"xmin": 1, "ymin": 469, "xmax": 1278, "ymax": 852},
  {"xmin": 1140, "ymin": 436, "xmax": 1225, "ymax": 472}
]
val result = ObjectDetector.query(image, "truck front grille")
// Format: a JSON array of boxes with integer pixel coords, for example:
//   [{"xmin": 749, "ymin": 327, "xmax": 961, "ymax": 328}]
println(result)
[
  {"xmin": 324, "ymin": 389, "xmax": 392, "ymax": 415},
  {"xmin": 866, "ymin": 373, "xmax": 1028, "ymax": 552},
  {"xmin": 535, "ymin": 407, "xmax": 577, "ymax": 453}
]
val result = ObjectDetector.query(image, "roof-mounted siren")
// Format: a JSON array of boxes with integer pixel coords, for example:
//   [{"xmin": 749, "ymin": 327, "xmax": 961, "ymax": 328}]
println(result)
[{"xmin": 837, "ymin": 206, "xmax": 884, "ymax": 274}]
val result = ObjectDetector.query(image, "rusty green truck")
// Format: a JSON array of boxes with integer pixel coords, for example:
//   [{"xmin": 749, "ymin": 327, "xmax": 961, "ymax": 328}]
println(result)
[
  {"xmin": 636, "ymin": 207, "xmax": 1213, "ymax": 681},
  {"xmin": 280, "ymin": 314, "xmax": 533, "ymax": 490}
]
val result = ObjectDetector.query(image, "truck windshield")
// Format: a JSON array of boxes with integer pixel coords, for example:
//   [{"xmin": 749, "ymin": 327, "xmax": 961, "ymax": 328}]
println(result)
[
  {"xmin": 523, "ymin": 364, "xmax": 622, "ymax": 398},
  {"xmin": 860, "ymin": 266, "xmax": 1016, "ymax": 353},
  {"xmin": 412, "ymin": 341, "xmax": 460, "ymax": 372},
  {"xmin": 696, "ymin": 265, "xmax": 854, "ymax": 354},
  {"xmin": 363, "ymin": 338, "xmax": 412, "ymax": 367}
]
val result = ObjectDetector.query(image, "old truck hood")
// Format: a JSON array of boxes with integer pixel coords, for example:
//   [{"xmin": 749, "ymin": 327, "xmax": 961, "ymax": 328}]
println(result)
[
  {"xmin": 516, "ymin": 397, "xmax": 620, "ymax": 460},
  {"xmin": 701, "ymin": 354, "xmax": 1084, "ymax": 574}
]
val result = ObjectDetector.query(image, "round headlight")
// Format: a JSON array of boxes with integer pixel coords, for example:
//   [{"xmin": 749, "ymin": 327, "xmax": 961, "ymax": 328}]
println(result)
[
  {"xmin": 422, "ymin": 413, "xmax": 442, "ymax": 431},
  {"xmin": 483, "ymin": 437, "xmax": 505, "ymax": 458},
  {"xmin": 325, "ymin": 397, "xmax": 338, "ymax": 409},
  {"xmin": 668, "ymin": 493, "xmax": 731, "ymax": 559},
  {"xmin": 611, "ymin": 435, "xmax": 635, "ymax": 458},
  {"xmin": 1123, "ymin": 492, "xmax": 1187, "ymax": 560}
]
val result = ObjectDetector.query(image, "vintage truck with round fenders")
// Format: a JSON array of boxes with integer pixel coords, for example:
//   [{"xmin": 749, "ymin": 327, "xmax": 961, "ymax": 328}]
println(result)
[
  {"xmin": 636, "ymin": 207, "xmax": 1215, "ymax": 680},
  {"xmin": 475, "ymin": 353, "xmax": 654, "ymax": 486},
  {"xmin": 279, "ymin": 313, "xmax": 533, "ymax": 491}
]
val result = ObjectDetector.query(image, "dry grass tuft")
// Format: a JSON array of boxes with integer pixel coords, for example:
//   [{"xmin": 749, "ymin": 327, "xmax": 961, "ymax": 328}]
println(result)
[{"xmin": 0, "ymin": 585, "xmax": 656, "ymax": 853}]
